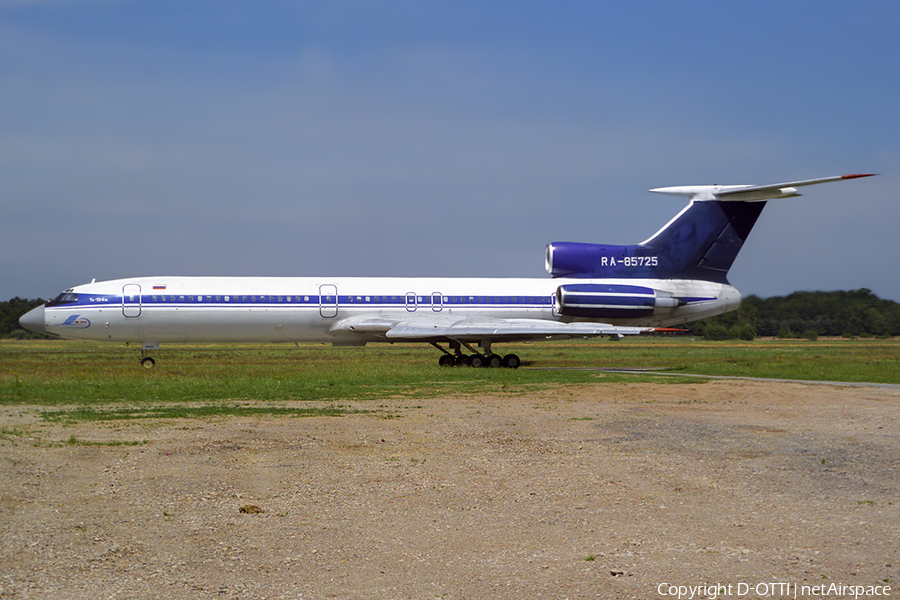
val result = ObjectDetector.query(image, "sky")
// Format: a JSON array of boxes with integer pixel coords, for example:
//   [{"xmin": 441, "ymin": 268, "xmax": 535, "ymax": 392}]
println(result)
[{"xmin": 2, "ymin": 1, "xmax": 898, "ymax": 302}]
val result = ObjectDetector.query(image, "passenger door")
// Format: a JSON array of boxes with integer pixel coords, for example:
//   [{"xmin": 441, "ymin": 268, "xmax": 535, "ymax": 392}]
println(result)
[
  {"xmin": 123, "ymin": 284, "xmax": 141, "ymax": 317},
  {"xmin": 319, "ymin": 284, "xmax": 338, "ymax": 318}
]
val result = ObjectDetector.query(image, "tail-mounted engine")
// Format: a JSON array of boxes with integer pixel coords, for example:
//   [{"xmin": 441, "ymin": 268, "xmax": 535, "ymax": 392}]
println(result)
[{"xmin": 556, "ymin": 284, "xmax": 679, "ymax": 319}]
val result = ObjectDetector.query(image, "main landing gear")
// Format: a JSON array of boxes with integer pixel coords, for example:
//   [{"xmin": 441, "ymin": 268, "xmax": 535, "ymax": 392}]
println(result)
[{"xmin": 430, "ymin": 341, "xmax": 520, "ymax": 369}]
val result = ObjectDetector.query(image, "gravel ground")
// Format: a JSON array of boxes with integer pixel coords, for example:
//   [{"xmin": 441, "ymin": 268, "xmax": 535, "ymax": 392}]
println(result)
[{"xmin": 1, "ymin": 380, "xmax": 898, "ymax": 599}]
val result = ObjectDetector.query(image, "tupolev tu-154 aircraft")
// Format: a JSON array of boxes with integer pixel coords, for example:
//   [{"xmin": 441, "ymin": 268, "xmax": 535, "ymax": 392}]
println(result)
[{"xmin": 20, "ymin": 174, "xmax": 874, "ymax": 368}]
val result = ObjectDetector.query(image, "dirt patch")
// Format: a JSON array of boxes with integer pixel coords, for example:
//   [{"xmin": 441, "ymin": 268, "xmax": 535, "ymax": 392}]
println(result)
[{"xmin": 1, "ymin": 380, "xmax": 898, "ymax": 599}]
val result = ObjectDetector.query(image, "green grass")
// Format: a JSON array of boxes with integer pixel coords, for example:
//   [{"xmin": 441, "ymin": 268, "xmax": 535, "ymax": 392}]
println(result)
[
  {"xmin": 40, "ymin": 403, "xmax": 379, "ymax": 424},
  {"xmin": 624, "ymin": 337, "xmax": 900, "ymax": 383},
  {"xmin": 0, "ymin": 338, "xmax": 897, "ymax": 422},
  {"xmin": 0, "ymin": 339, "xmax": 676, "ymax": 406}
]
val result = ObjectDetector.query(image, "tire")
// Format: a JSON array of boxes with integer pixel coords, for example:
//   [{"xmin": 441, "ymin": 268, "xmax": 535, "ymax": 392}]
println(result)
[{"xmin": 502, "ymin": 353, "xmax": 520, "ymax": 369}]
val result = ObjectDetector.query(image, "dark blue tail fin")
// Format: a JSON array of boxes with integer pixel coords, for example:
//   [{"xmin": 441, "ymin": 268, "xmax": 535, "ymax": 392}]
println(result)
[
  {"xmin": 545, "ymin": 201, "xmax": 764, "ymax": 283},
  {"xmin": 640, "ymin": 200, "xmax": 766, "ymax": 281},
  {"xmin": 545, "ymin": 174, "xmax": 874, "ymax": 282}
]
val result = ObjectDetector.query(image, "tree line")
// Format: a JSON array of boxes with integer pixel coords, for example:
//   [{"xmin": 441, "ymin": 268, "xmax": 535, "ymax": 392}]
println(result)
[
  {"xmin": 0, "ymin": 297, "xmax": 47, "ymax": 338},
  {"xmin": 687, "ymin": 289, "xmax": 900, "ymax": 340},
  {"xmin": 1, "ymin": 289, "xmax": 898, "ymax": 340}
]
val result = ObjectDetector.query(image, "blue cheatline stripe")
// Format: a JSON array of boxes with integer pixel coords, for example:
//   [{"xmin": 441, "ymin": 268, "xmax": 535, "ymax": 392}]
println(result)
[
  {"xmin": 675, "ymin": 296, "xmax": 717, "ymax": 304},
  {"xmin": 52, "ymin": 293, "xmax": 558, "ymax": 310}
]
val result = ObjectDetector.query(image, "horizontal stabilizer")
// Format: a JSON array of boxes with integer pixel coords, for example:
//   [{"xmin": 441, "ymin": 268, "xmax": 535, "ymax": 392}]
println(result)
[{"xmin": 650, "ymin": 174, "xmax": 875, "ymax": 202}]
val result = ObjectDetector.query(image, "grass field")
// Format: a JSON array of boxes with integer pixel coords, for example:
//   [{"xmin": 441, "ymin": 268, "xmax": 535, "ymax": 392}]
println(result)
[{"xmin": 1, "ymin": 337, "xmax": 897, "ymax": 422}]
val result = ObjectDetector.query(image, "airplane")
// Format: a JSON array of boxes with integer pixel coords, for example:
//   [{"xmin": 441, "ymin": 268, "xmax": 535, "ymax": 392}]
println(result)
[{"xmin": 19, "ymin": 173, "xmax": 875, "ymax": 368}]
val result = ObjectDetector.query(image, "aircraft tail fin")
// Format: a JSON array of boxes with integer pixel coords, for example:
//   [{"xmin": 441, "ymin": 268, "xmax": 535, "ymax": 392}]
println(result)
[
  {"xmin": 545, "ymin": 174, "xmax": 875, "ymax": 282},
  {"xmin": 638, "ymin": 200, "xmax": 766, "ymax": 282}
]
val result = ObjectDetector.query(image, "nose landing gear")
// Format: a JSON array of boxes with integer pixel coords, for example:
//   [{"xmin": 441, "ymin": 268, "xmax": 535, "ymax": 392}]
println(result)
[{"xmin": 139, "ymin": 342, "xmax": 159, "ymax": 368}]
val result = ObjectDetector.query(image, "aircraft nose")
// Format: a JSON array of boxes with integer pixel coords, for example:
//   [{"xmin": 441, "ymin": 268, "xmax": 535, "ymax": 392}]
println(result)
[{"xmin": 19, "ymin": 305, "xmax": 47, "ymax": 335}]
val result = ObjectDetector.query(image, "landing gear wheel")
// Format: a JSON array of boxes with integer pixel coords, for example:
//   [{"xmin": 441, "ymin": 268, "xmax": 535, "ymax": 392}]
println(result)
[
  {"xmin": 469, "ymin": 354, "xmax": 485, "ymax": 368},
  {"xmin": 502, "ymin": 354, "xmax": 520, "ymax": 369},
  {"xmin": 140, "ymin": 356, "xmax": 156, "ymax": 369},
  {"xmin": 454, "ymin": 354, "xmax": 471, "ymax": 367},
  {"xmin": 485, "ymin": 354, "xmax": 503, "ymax": 368},
  {"xmin": 438, "ymin": 354, "xmax": 455, "ymax": 367}
]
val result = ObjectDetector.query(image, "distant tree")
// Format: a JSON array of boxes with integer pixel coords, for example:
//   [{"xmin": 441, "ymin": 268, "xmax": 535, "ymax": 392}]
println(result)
[
  {"xmin": 0, "ymin": 298, "xmax": 48, "ymax": 338},
  {"xmin": 700, "ymin": 323, "xmax": 731, "ymax": 340},
  {"xmin": 688, "ymin": 289, "xmax": 900, "ymax": 339}
]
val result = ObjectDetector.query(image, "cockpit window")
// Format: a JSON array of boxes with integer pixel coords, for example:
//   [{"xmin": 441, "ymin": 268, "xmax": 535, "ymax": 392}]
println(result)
[{"xmin": 46, "ymin": 291, "xmax": 79, "ymax": 307}]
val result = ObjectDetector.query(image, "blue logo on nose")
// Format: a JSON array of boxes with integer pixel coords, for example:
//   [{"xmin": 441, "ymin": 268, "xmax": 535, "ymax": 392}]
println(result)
[{"xmin": 61, "ymin": 315, "xmax": 91, "ymax": 328}]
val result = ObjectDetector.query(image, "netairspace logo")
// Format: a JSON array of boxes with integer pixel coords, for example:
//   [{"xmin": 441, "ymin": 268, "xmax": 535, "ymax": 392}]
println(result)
[
  {"xmin": 61, "ymin": 315, "xmax": 90, "ymax": 329},
  {"xmin": 656, "ymin": 581, "xmax": 892, "ymax": 599}
]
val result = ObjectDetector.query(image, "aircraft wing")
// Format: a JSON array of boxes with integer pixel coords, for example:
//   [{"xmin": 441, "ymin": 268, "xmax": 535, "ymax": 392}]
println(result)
[{"xmin": 331, "ymin": 317, "xmax": 651, "ymax": 343}]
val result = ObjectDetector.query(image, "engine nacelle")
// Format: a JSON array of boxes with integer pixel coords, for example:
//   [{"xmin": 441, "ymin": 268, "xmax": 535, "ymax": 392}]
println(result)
[
  {"xmin": 556, "ymin": 284, "xmax": 679, "ymax": 319},
  {"xmin": 545, "ymin": 242, "xmax": 656, "ymax": 279}
]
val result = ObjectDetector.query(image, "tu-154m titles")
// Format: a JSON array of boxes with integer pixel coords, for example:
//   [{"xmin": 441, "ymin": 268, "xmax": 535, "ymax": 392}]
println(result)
[{"xmin": 20, "ymin": 174, "xmax": 874, "ymax": 368}]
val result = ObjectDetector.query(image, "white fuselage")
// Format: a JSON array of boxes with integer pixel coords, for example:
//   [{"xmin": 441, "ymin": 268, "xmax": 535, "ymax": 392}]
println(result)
[
  {"xmin": 42, "ymin": 276, "xmax": 740, "ymax": 347},
  {"xmin": 23, "ymin": 174, "xmax": 872, "ymax": 366}
]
